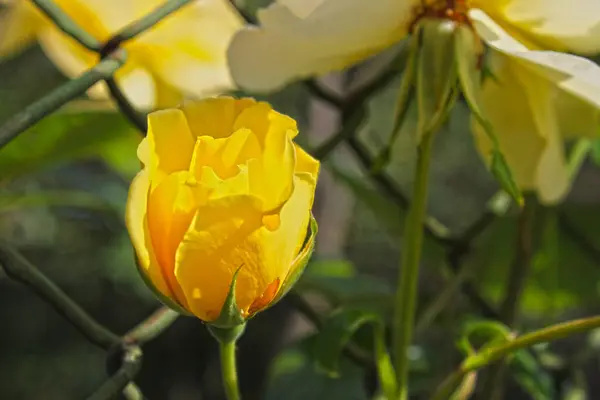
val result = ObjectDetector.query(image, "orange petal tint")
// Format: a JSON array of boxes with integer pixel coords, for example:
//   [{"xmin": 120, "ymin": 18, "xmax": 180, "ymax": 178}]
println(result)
[
  {"xmin": 247, "ymin": 278, "xmax": 281, "ymax": 316},
  {"xmin": 262, "ymin": 214, "xmax": 281, "ymax": 231}
]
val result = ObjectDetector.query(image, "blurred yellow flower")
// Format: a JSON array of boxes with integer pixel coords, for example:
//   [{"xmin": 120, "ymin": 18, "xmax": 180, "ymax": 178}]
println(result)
[
  {"xmin": 125, "ymin": 97, "xmax": 319, "ymax": 322},
  {"xmin": 0, "ymin": 0, "xmax": 243, "ymax": 109},
  {"xmin": 229, "ymin": 0, "xmax": 600, "ymax": 203}
]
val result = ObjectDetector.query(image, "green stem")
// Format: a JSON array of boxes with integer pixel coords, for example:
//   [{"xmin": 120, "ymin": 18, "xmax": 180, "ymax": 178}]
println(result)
[
  {"xmin": 481, "ymin": 199, "xmax": 535, "ymax": 399},
  {"xmin": 431, "ymin": 314, "xmax": 600, "ymax": 400},
  {"xmin": 208, "ymin": 325, "xmax": 245, "ymax": 400},
  {"xmin": 219, "ymin": 339, "xmax": 241, "ymax": 400},
  {"xmin": 393, "ymin": 128, "xmax": 436, "ymax": 400}
]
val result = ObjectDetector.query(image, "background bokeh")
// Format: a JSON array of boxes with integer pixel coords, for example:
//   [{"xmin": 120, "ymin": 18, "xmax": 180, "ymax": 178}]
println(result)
[{"xmin": 2, "ymin": 1, "xmax": 600, "ymax": 399}]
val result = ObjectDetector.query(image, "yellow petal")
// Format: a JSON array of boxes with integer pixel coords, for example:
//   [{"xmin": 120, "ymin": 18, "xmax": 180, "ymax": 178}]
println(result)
[
  {"xmin": 471, "ymin": 9, "xmax": 600, "ymax": 138},
  {"xmin": 473, "ymin": 51, "xmax": 570, "ymax": 203},
  {"xmin": 147, "ymin": 171, "xmax": 197, "ymax": 308},
  {"xmin": 146, "ymin": 109, "xmax": 195, "ymax": 185},
  {"xmin": 189, "ymin": 129, "xmax": 261, "ymax": 180},
  {"xmin": 124, "ymin": 169, "xmax": 173, "ymax": 300},
  {"xmin": 0, "ymin": 2, "xmax": 40, "ymax": 57},
  {"xmin": 474, "ymin": 0, "xmax": 600, "ymax": 54},
  {"xmin": 175, "ymin": 173, "xmax": 316, "ymax": 321},
  {"xmin": 182, "ymin": 97, "xmax": 257, "ymax": 139},
  {"xmin": 247, "ymin": 132, "xmax": 296, "ymax": 214},
  {"xmin": 114, "ymin": 67, "xmax": 157, "ymax": 110},
  {"xmin": 294, "ymin": 144, "xmax": 320, "ymax": 178},
  {"xmin": 153, "ymin": 77, "xmax": 185, "ymax": 110},
  {"xmin": 140, "ymin": 0, "xmax": 242, "ymax": 96},
  {"xmin": 227, "ymin": 0, "xmax": 416, "ymax": 92},
  {"xmin": 255, "ymin": 173, "xmax": 316, "ymax": 293},
  {"xmin": 37, "ymin": 27, "xmax": 96, "ymax": 78},
  {"xmin": 174, "ymin": 195, "xmax": 265, "ymax": 321}
]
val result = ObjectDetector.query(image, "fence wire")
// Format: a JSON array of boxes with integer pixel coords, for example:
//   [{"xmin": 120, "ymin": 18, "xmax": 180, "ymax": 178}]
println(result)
[{"xmin": 3, "ymin": 1, "xmax": 600, "ymax": 399}]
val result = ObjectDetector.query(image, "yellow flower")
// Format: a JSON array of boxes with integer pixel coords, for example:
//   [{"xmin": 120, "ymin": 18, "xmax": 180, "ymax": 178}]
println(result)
[
  {"xmin": 0, "ymin": 0, "xmax": 243, "ymax": 109},
  {"xmin": 125, "ymin": 97, "xmax": 320, "ymax": 322},
  {"xmin": 228, "ymin": 0, "xmax": 600, "ymax": 203}
]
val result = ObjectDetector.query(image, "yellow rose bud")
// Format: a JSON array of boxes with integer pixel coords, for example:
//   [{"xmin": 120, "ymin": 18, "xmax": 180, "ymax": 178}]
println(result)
[{"xmin": 125, "ymin": 97, "xmax": 319, "ymax": 323}]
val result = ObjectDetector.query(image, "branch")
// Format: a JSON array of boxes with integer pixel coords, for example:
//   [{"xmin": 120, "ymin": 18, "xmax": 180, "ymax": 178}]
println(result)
[
  {"xmin": 0, "ymin": 242, "xmax": 121, "ymax": 349},
  {"xmin": 0, "ymin": 51, "xmax": 126, "ymax": 149}
]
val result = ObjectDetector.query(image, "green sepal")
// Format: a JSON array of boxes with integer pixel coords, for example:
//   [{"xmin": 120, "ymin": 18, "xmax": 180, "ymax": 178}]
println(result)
[
  {"xmin": 272, "ymin": 214, "xmax": 318, "ymax": 304},
  {"xmin": 207, "ymin": 323, "xmax": 246, "ymax": 345},
  {"xmin": 372, "ymin": 35, "xmax": 419, "ymax": 173},
  {"xmin": 415, "ymin": 18, "xmax": 459, "ymax": 141},
  {"xmin": 133, "ymin": 257, "xmax": 193, "ymax": 317},
  {"xmin": 454, "ymin": 24, "xmax": 524, "ymax": 207},
  {"xmin": 208, "ymin": 266, "xmax": 246, "ymax": 329}
]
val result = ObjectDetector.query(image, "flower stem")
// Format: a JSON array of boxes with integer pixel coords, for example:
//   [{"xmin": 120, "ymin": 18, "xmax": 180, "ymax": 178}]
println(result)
[
  {"xmin": 431, "ymin": 314, "xmax": 600, "ymax": 400},
  {"xmin": 393, "ymin": 128, "xmax": 436, "ymax": 400},
  {"xmin": 208, "ymin": 324, "xmax": 245, "ymax": 400},
  {"xmin": 219, "ymin": 339, "xmax": 241, "ymax": 400}
]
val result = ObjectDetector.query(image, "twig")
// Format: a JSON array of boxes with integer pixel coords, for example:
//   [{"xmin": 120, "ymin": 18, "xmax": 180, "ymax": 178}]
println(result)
[
  {"xmin": 30, "ymin": 0, "xmax": 101, "ymax": 51},
  {"xmin": 0, "ymin": 242, "xmax": 121, "ymax": 349},
  {"xmin": 0, "ymin": 52, "xmax": 126, "ymax": 149},
  {"xmin": 86, "ymin": 345, "xmax": 143, "ymax": 400}
]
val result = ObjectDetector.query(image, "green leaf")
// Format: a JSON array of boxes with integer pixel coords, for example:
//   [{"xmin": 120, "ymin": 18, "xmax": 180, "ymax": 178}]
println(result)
[
  {"xmin": 266, "ymin": 336, "xmax": 368, "ymax": 400},
  {"xmin": 314, "ymin": 309, "xmax": 396, "ymax": 400},
  {"xmin": 510, "ymin": 349, "xmax": 554, "ymax": 400},
  {"xmin": 590, "ymin": 138, "xmax": 600, "ymax": 166},
  {"xmin": 415, "ymin": 18, "xmax": 459, "ymax": 140},
  {"xmin": 490, "ymin": 151, "xmax": 523, "ymax": 208},
  {"xmin": 454, "ymin": 24, "xmax": 523, "ymax": 206},
  {"xmin": 471, "ymin": 204, "xmax": 600, "ymax": 315},
  {"xmin": 0, "ymin": 110, "xmax": 135, "ymax": 182}
]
